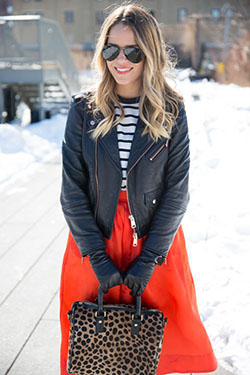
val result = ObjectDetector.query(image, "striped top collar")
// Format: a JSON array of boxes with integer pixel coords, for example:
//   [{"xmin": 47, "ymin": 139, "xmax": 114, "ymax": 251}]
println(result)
[{"xmin": 117, "ymin": 94, "xmax": 140, "ymax": 104}]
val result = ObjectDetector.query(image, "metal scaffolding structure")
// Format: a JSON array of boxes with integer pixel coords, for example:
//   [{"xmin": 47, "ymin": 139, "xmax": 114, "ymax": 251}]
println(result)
[{"xmin": 0, "ymin": 15, "xmax": 80, "ymax": 123}]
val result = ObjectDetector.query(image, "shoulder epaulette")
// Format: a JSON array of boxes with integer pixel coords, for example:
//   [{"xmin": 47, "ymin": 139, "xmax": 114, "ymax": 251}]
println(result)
[{"xmin": 71, "ymin": 92, "xmax": 86, "ymax": 104}]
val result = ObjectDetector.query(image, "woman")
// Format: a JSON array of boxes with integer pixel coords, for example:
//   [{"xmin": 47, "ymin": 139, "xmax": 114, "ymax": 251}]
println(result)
[{"xmin": 59, "ymin": 3, "xmax": 217, "ymax": 374}]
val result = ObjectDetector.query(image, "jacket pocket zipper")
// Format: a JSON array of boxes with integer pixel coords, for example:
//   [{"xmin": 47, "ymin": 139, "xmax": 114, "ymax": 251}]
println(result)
[{"xmin": 149, "ymin": 139, "xmax": 169, "ymax": 161}]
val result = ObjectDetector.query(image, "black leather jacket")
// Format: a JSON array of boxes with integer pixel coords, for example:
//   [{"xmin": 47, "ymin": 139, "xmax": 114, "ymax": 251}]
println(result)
[{"xmin": 60, "ymin": 93, "xmax": 190, "ymax": 259}]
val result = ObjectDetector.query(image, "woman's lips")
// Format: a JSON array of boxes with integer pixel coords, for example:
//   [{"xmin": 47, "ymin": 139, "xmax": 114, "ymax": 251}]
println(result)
[{"xmin": 115, "ymin": 67, "xmax": 133, "ymax": 74}]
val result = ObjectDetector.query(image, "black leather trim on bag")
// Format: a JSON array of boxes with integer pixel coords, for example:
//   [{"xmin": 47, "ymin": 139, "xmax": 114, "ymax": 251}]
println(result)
[{"xmin": 95, "ymin": 287, "xmax": 142, "ymax": 334}]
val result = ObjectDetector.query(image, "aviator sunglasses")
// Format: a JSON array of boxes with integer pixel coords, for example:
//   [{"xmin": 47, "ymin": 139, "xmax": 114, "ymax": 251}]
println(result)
[{"xmin": 102, "ymin": 44, "xmax": 144, "ymax": 63}]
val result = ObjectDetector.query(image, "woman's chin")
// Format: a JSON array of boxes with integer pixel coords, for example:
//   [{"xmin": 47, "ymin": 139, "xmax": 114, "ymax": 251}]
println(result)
[{"xmin": 113, "ymin": 76, "xmax": 132, "ymax": 86}]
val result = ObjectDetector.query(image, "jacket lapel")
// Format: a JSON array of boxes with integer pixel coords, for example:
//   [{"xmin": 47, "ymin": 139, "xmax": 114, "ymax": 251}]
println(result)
[
  {"xmin": 94, "ymin": 111, "xmax": 120, "ymax": 171},
  {"xmin": 126, "ymin": 117, "xmax": 155, "ymax": 172},
  {"xmin": 94, "ymin": 111, "xmax": 155, "ymax": 173}
]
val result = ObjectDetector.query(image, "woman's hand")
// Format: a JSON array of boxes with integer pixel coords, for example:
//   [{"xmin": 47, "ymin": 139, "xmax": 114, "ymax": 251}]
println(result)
[
  {"xmin": 88, "ymin": 249, "xmax": 123, "ymax": 293},
  {"xmin": 124, "ymin": 249, "xmax": 165, "ymax": 296}
]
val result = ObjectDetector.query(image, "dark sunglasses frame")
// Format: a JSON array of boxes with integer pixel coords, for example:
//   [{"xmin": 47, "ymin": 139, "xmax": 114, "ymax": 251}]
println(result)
[{"xmin": 102, "ymin": 44, "xmax": 144, "ymax": 64}]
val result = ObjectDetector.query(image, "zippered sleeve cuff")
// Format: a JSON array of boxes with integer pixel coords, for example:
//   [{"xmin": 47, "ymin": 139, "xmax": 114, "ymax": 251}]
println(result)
[
  {"xmin": 140, "ymin": 248, "xmax": 168, "ymax": 266},
  {"xmin": 81, "ymin": 247, "xmax": 106, "ymax": 258}
]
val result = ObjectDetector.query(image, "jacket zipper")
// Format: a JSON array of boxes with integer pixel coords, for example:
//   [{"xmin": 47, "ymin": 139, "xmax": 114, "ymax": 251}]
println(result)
[
  {"xmin": 128, "ymin": 213, "xmax": 138, "ymax": 247},
  {"xmin": 83, "ymin": 139, "xmax": 157, "ymax": 255},
  {"xmin": 149, "ymin": 139, "xmax": 169, "ymax": 161},
  {"xmin": 126, "ymin": 141, "xmax": 155, "ymax": 247}
]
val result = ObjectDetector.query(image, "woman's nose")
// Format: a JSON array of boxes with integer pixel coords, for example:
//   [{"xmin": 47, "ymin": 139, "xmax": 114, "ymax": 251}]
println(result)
[{"xmin": 117, "ymin": 48, "xmax": 126, "ymax": 61}]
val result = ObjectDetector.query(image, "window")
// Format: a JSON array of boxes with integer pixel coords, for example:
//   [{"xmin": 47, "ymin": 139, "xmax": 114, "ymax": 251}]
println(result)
[
  {"xmin": 211, "ymin": 8, "xmax": 220, "ymax": 21},
  {"xmin": 7, "ymin": 5, "xmax": 13, "ymax": 14},
  {"xmin": 65, "ymin": 10, "xmax": 74, "ymax": 24},
  {"xmin": 225, "ymin": 8, "xmax": 233, "ymax": 19},
  {"xmin": 96, "ymin": 10, "xmax": 104, "ymax": 25},
  {"xmin": 177, "ymin": 8, "xmax": 188, "ymax": 23}
]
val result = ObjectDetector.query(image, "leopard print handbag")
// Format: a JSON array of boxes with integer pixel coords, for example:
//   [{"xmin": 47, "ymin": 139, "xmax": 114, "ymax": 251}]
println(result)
[{"xmin": 67, "ymin": 285, "xmax": 167, "ymax": 375}]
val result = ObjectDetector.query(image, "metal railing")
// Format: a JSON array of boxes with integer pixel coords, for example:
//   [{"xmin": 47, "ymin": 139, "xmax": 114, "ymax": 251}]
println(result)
[{"xmin": 0, "ymin": 15, "xmax": 79, "ymax": 96}]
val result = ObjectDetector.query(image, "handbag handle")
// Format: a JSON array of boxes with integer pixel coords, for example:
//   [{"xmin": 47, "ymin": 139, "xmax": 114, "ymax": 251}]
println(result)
[
  {"xmin": 97, "ymin": 285, "xmax": 141, "ymax": 317},
  {"xmin": 96, "ymin": 285, "xmax": 143, "ymax": 335}
]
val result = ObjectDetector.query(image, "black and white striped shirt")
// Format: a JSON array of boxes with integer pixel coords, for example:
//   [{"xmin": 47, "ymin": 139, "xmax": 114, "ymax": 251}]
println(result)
[{"xmin": 115, "ymin": 95, "xmax": 140, "ymax": 190}]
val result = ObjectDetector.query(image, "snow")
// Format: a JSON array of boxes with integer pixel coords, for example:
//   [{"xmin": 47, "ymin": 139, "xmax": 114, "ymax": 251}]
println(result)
[
  {"xmin": 0, "ymin": 113, "xmax": 67, "ymax": 190},
  {"xmin": 178, "ymin": 77, "xmax": 250, "ymax": 375},
  {"xmin": 1, "ymin": 73, "xmax": 250, "ymax": 375}
]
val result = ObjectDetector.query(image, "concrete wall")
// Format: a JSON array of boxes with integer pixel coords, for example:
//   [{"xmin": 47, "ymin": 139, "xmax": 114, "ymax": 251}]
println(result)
[{"xmin": 11, "ymin": 0, "xmax": 248, "ymax": 46}]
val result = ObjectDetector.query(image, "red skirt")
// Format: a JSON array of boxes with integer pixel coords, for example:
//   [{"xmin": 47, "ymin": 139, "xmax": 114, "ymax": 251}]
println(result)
[{"xmin": 59, "ymin": 190, "xmax": 217, "ymax": 374}]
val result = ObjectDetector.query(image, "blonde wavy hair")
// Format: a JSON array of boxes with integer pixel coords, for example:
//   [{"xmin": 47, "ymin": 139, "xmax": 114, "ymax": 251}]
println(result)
[{"xmin": 87, "ymin": 2, "xmax": 183, "ymax": 142}]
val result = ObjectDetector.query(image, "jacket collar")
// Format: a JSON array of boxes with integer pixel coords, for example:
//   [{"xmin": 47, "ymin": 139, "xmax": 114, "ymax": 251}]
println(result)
[{"xmin": 94, "ymin": 111, "xmax": 155, "ymax": 173}]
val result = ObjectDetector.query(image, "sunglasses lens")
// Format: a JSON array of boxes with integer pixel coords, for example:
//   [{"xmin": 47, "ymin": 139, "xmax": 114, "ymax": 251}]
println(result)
[
  {"xmin": 125, "ymin": 47, "xmax": 144, "ymax": 63},
  {"xmin": 102, "ymin": 45, "xmax": 144, "ymax": 63},
  {"xmin": 102, "ymin": 45, "xmax": 119, "ymax": 61}
]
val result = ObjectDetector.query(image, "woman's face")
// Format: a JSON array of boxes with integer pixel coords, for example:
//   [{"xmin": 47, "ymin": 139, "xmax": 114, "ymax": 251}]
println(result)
[{"xmin": 105, "ymin": 22, "xmax": 145, "ymax": 97}]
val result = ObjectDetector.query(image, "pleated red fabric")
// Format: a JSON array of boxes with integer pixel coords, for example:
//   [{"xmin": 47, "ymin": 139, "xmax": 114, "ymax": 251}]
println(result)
[{"xmin": 59, "ymin": 190, "xmax": 217, "ymax": 374}]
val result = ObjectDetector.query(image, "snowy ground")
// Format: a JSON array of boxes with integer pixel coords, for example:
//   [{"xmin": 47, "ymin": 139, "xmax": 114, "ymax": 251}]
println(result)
[
  {"xmin": 177, "ymin": 75, "xmax": 250, "ymax": 375},
  {"xmin": 0, "ymin": 73, "xmax": 250, "ymax": 375},
  {"xmin": 0, "ymin": 113, "xmax": 66, "ymax": 191}
]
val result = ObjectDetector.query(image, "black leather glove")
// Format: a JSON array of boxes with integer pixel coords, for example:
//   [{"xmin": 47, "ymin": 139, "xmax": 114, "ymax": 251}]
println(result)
[
  {"xmin": 124, "ymin": 248, "xmax": 166, "ymax": 297},
  {"xmin": 88, "ymin": 248, "xmax": 123, "ymax": 293}
]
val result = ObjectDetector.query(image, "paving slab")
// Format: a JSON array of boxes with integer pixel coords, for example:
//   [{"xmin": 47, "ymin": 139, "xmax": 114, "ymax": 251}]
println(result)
[
  {"xmin": 0, "ymin": 203, "xmax": 66, "ymax": 305},
  {"xmin": 43, "ymin": 289, "xmax": 60, "ymax": 321},
  {"xmin": 0, "ymin": 173, "xmax": 61, "ymax": 257},
  {"xmin": 0, "ymin": 226, "xmax": 67, "ymax": 374},
  {"xmin": 0, "ymin": 163, "xmax": 61, "ymax": 226},
  {"xmin": 7, "ymin": 319, "xmax": 60, "ymax": 375}
]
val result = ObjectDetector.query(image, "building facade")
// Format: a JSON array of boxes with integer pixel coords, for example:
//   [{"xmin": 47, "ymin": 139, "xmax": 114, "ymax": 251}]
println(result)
[
  {"xmin": 7, "ymin": 0, "xmax": 248, "ymax": 48},
  {"xmin": 2, "ymin": 0, "xmax": 249, "ymax": 84}
]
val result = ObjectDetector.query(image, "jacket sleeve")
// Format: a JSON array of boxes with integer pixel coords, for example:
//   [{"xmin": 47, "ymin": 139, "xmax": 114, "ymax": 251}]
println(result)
[
  {"xmin": 142, "ymin": 104, "xmax": 190, "ymax": 256},
  {"xmin": 60, "ymin": 97, "xmax": 106, "ymax": 256}
]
